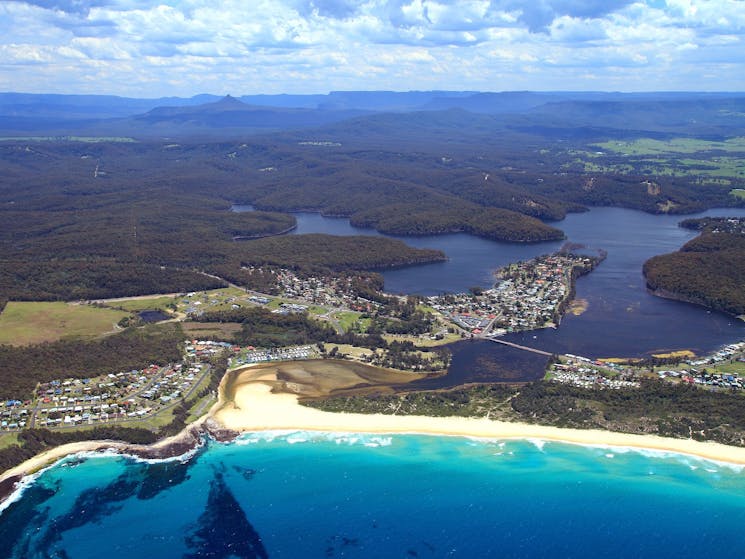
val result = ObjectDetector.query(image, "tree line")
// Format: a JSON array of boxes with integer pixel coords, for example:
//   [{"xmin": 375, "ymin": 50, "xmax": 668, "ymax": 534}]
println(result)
[
  {"xmin": 643, "ymin": 222, "xmax": 745, "ymax": 316},
  {"xmin": 0, "ymin": 323, "xmax": 185, "ymax": 399},
  {"xmin": 308, "ymin": 378, "xmax": 745, "ymax": 447}
]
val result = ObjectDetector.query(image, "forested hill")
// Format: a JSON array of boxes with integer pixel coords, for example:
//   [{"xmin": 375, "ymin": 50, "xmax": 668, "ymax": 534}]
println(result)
[
  {"xmin": 643, "ymin": 218, "xmax": 745, "ymax": 316},
  {"xmin": 0, "ymin": 137, "xmax": 566, "ymax": 304},
  {"xmin": 2, "ymin": 91, "xmax": 745, "ymax": 303},
  {"xmin": 0, "ymin": 141, "xmax": 450, "ymax": 303}
]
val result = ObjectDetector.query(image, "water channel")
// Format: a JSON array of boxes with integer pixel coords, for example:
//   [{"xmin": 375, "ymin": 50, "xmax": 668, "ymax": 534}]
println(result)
[{"xmin": 234, "ymin": 205, "xmax": 745, "ymax": 382}]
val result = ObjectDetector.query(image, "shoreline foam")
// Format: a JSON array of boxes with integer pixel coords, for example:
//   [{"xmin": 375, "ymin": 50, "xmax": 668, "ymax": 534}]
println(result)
[
  {"xmin": 5, "ymin": 368, "xmax": 745, "ymax": 508},
  {"xmin": 213, "ymin": 373, "xmax": 745, "ymax": 467}
]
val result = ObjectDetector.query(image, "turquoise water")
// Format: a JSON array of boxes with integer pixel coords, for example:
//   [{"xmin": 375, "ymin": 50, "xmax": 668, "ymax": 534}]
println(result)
[{"xmin": 3, "ymin": 433, "xmax": 745, "ymax": 558}]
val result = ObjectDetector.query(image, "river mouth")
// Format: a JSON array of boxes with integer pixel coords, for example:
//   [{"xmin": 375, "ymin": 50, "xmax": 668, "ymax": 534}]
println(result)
[
  {"xmin": 224, "ymin": 359, "xmax": 438, "ymax": 401},
  {"xmin": 221, "ymin": 351, "xmax": 541, "ymax": 402},
  {"xmin": 404, "ymin": 340, "xmax": 549, "ymax": 390}
]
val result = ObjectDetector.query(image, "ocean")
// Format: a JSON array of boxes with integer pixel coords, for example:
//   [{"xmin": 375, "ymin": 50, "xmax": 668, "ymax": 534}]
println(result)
[{"xmin": 2, "ymin": 433, "xmax": 745, "ymax": 558}]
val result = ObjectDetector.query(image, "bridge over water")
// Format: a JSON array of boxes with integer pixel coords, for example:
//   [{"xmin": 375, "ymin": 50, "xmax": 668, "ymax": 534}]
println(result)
[{"xmin": 484, "ymin": 337, "xmax": 553, "ymax": 357}]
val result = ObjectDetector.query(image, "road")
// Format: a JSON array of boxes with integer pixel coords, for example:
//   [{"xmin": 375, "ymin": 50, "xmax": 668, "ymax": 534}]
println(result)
[{"xmin": 484, "ymin": 337, "xmax": 554, "ymax": 357}]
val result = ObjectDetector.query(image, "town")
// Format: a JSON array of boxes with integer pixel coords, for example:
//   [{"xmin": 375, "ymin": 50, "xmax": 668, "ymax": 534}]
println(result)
[
  {"xmin": 427, "ymin": 252, "xmax": 603, "ymax": 336},
  {"xmin": 0, "ymin": 340, "xmax": 318, "ymax": 432},
  {"xmin": 2, "ymin": 251, "xmax": 743, "ymax": 434},
  {"xmin": 547, "ymin": 341, "xmax": 745, "ymax": 391}
]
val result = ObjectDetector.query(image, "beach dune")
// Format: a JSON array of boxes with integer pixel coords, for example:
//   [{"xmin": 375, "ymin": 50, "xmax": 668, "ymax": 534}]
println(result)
[
  {"xmin": 214, "ymin": 366, "xmax": 745, "ymax": 466},
  {"xmin": 5, "ymin": 362, "xmax": 745, "ymax": 502}
]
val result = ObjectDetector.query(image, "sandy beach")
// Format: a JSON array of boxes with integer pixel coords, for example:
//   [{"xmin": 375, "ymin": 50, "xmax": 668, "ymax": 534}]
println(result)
[
  {"xmin": 5, "ymin": 361, "xmax": 745, "ymax": 506},
  {"xmin": 213, "ymin": 368, "xmax": 745, "ymax": 466},
  {"xmin": 1, "ymin": 441, "xmax": 127, "ymax": 482}
]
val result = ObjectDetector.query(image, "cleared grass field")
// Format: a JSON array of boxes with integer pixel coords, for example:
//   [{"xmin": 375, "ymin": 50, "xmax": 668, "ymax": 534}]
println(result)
[
  {"xmin": 562, "ymin": 137, "xmax": 745, "ymax": 181},
  {"xmin": 594, "ymin": 137, "xmax": 745, "ymax": 156},
  {"xmin": 731, "ymin": 189, "xmax": 745, "ymax": 200},
  {"xmin": 574, "ymin": 154, "xmax": 745, "ymax": 180},
  {"xmin": 711, "ymin": 361, "xmax": 745, "ymax": 376},
  {"xmin": 181, "ymin": 321, "xmax": 242, "ymax": 341},
  {"xmin": 0, "ymin": 301, "xmax": 129, "ymax": 346},
  {"xmin": 176, "ymin": 287, "xmax": 255, "ymax": 313},
  {"xmin": 0, "ymin": 432, "xmax": 19, "ymax": 450},
  {"xmin": 382, "ymin": 332, "xmax": 461, "ymax": 347},
  {"xmin": 105, "ymin": 295, "xmax": 177, "ymax": 312},
  {"xmin": 334, "ymin": 311, "xmax": 369, "ymax": 332}
]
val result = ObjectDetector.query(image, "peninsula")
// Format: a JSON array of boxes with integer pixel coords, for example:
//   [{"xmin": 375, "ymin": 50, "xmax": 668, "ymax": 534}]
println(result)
[{"xmin": 644, "ymin": 217, "xmax": 745, "ymax": 318}]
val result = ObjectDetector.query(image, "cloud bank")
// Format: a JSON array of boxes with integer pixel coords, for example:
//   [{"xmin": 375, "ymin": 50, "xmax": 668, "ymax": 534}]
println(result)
[{"xmin": 1, "ymin": 0, "xmax": 743, "ymax": 95}]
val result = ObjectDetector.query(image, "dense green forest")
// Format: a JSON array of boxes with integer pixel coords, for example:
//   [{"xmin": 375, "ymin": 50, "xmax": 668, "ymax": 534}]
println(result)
[
  {"xmin": 195, "ymin": 306, "xmax": 335, "ymax": 348},
  {"xmin": 0, "ymin": 260, "xmax": 226, "ymax": 303},
  {"xmin": 192, "ymin": 305, "xmax": 443, "ymax": 365},
  {"xmin": 0, "ymin": 427, "xmax": 159, "ymax": 473},
  {"xmin": 234, "ymin": 234, "xmax": 445, "ymax": 271},
  {"xmin": 643, "ymin": 218, "xmax": 745, "ymax": 316},
  {"xmin": 0, "ymin": 323, "xmax": 184, "ymax": 399},
  {"xmin": 1, "ymin": 122, "xmax": 742, "ymax": 304}
]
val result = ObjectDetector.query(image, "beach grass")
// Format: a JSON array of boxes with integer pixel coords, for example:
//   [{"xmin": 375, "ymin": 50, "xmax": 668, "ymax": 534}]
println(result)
[
  {"xmin": 119, "ymin": 408, "xmax": 180, "ymax": 432},
  {"xmin": 0, "ymin": 301, "xmax": 129, "ymax": 346},
  {"xmin": 187, "ymin": 394, "xmax": 217, "ymax": 423},
  {"xmin": 651, "ymin": 350, "xmax": 696, "ymax": 360}
]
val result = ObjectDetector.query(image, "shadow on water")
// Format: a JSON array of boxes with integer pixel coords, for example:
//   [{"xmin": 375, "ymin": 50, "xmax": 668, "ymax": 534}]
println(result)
[
  {"xmin": 403, "ymin": 340, "xmax": 549, "ymax": 391},
  {"xmin": 184, "ymin": 471, "xmax": 268, "ymax": 559},
  {"xmin": 3, "ymin": 455, "xmax": 201, "ymax": 558}
]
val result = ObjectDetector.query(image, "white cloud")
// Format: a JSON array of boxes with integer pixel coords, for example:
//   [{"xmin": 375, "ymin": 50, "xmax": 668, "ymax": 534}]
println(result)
[{"xmin": 0, "ymin": 0, "xmax": 743, "ymax": 94}]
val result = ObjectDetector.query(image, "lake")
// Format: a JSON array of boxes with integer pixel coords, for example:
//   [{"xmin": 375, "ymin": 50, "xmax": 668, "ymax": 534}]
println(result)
[{"xmin": 233, "ymin": 205, "xmax": 745, "ymax": 363}]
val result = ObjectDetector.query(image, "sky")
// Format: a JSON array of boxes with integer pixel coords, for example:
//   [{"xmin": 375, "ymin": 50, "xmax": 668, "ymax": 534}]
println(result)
[{"xmin": 0, "ymin": 0, "xmax": 744, "ymax": 97}]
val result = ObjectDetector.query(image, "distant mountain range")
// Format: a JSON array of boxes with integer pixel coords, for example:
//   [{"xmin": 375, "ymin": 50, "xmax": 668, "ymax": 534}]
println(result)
[{"xmin": 1, "ymin": 90, "xmax": 745, "ymax": 139}]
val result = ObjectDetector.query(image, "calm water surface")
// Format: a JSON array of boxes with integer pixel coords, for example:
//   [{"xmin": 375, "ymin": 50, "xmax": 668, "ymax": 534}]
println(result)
[
  {"xmin": 235, "ymin": 204, "xmax": 745, "ymax": 359},
  {"xmin": 5, "ymin": 210, "xmax": 745, "ymax": 558}
]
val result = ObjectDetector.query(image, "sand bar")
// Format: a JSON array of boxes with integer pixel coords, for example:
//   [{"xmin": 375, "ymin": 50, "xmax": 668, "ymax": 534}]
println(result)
[{"xmin": 214, "ymin": 371, "xmax": 745, "ymax": 466}]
